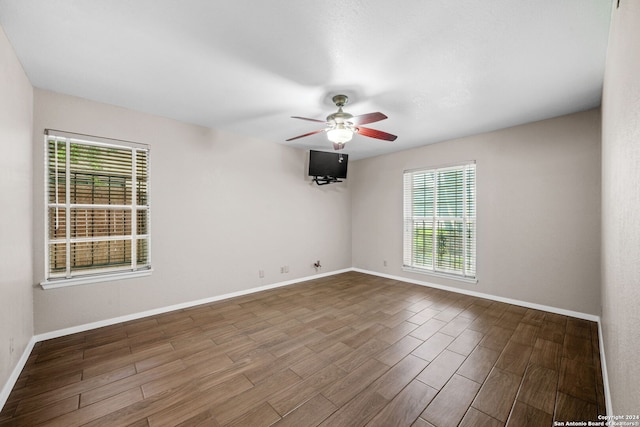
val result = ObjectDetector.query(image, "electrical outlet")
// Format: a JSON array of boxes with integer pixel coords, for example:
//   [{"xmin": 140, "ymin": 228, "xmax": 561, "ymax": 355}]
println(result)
[
  {"xmin": 383, "ymin": 260, "xmax": 387, "ymax": 267},
  {"xmin": 280, "ymin": 267, "xmax": 284, "ymax": 274},
  {"xmin": 284, "ymin": 265, "xmax": 289, "ymax": 273},
  {"xmin": 9, "ymin": 337, "xmax": 14, "ymax": 355},
  {"xmin": 259, "ymin": 270, "xmax": 264, "ymax": 278}
]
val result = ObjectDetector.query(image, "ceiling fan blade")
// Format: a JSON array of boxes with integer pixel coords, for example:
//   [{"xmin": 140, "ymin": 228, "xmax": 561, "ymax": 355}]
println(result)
[
  {"xmin": 291, "ymin": 116, "xmax": 327, "ymax": 123},
  {"xmin": 285, "ymin": 129, "xmax": 325, "ymax": 141},
  {"xmin": 356, "ymin": 126, "xmax": 397, "ymax": 141},
  {"xmin": 350, "ymin": 112, "xmax": 388, "ymax": 125}
]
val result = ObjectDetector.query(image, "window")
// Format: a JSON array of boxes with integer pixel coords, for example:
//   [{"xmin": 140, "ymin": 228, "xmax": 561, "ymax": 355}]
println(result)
[
  {"xmin": 43, "ymin": 130, "xmax": 151, "ymax": 288},
  {"xmin": 403, "ymin": 162, "xmax": 476, "ymax": 281}
]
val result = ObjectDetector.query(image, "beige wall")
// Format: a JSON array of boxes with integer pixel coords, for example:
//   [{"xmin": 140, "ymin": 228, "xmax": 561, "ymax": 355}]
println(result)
[
  {"xmin": 32, "ymin": 89, "xmax": 352, "ymax": 334},
  {"xmin": 0, "ymin": 27, "xmax": 34, "ymax": 392},
  {"xmin": 601, "ymin": 1, "xmax": 640, "ymax": 415},
  {"xmin": 351, "ymin": 109, "xmax": 601, "ymax": 315}
]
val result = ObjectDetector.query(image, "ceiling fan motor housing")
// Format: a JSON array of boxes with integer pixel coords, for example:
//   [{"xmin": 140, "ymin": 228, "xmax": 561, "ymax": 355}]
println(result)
[
  {"xmin": 327, "ymin": 109, "xmax": 354, "ymax": 124},
  {"xmin": 327, "ymin": 95, "xmax": 354, "ymax": 125}
]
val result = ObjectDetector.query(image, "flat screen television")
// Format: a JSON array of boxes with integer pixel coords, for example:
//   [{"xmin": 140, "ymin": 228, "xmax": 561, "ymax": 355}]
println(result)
[{"xmin": 308, "ymin": 150, "xmax": 348, "ymax": 182}]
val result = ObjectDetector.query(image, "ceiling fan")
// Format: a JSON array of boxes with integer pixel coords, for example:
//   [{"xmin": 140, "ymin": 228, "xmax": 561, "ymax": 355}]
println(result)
[{"xmin": 286, "ymin": 94, "xmax": 397, "ymax": 150}]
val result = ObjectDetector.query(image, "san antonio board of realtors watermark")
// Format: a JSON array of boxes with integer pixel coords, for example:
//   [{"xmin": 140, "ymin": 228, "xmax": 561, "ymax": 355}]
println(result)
[{"xmin": 554, "ymin": 415, "xmax": 640, "ymax": 426}]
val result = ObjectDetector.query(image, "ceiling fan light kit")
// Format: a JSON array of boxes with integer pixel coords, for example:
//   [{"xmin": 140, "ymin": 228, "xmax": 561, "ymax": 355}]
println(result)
[
  {"xmin": 286, "ymin": 94, "xmax": 397, "ymax": 150},
  {"xmin": 327, "ymin": 125, "xmax": 353, "ymax": 144}
]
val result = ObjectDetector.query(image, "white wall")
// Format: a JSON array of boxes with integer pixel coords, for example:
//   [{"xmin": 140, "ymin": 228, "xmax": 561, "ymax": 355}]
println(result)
[
  {"xmin": 351, "ymin": 109, "xmax": 601, "ymax": 315},
  {"xmin": 601, "ymin": 0, "xmax": 640, "ymax": 415},
  {"xmin": 32, "ymin": 89, "xmax": 352, "ymax": 334},
  {"xmin": 0, "ymin": 27, "xmax": 34, "ymax": 393}
]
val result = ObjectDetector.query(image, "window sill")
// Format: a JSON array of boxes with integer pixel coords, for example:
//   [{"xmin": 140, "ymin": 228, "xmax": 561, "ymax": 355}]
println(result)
[
  {"xmin": 40, "ymin": 269, "xmax": 153, "ymax": 290},
  {"xmin": 402, "ymin": 266, "xmax": 477, "ymax": 284}
]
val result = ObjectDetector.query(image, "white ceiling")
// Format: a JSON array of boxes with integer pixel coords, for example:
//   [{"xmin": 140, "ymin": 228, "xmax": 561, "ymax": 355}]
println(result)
[{"xmin": 0, "ymin": 0, "xmax": 611, "ymax": 160}]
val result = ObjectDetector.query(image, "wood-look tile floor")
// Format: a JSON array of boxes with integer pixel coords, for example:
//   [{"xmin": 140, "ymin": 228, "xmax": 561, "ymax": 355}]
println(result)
[{"xmin": 0, "ymin": 272, "xmax": 606, "ymax": 426}]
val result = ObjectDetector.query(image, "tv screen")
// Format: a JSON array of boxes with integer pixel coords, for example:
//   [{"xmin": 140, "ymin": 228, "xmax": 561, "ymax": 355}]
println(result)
[{"xmin": 308, "ymin": 150, "xmax": 348, "ymax": 178}]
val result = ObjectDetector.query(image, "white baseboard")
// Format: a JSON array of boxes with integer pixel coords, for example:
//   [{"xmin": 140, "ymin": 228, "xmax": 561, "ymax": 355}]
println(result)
[
  {"xmin": 354, "ymin": 268, "xmax": 613, "ymax": 413},
  {"xmin": 0, "ymin": 336, "xmax": 37, "ymax": 411},
  {"xmin": 2, "ymin": 267, "xmax": 612, "ymax": 415},
  {"xmin": 34, "ymin": 268, "xmax": 352, "ymax": 342},
  {"xmin": 597, "ymin": 320, "xmax": 613, "ymax": 415},
  {"xmin": 353, "ymin": 268, "xmax": 600, "ymax": 322},
  {"xmin": 0, "ymin": 268, "xmax": 350, "ymax": 411}
]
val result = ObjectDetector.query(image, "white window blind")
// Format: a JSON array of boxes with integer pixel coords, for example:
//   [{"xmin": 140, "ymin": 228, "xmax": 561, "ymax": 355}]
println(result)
[
  {"xmin": 44, "ymin": 130, "xmax": 151, "ymax": 285},
  {"xmin": 403, "ymin": 162, "xmax": 476, "ymax": 280}
]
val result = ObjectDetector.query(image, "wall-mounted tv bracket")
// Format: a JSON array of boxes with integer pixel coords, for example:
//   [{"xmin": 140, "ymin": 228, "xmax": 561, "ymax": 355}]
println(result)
[{"xmin": 313, "ymin": 176, "xmax": 342, "ymax": 185}]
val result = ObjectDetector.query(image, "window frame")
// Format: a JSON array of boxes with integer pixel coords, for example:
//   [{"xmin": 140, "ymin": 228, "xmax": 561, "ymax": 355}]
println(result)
[
  {"xmin": 403, "ymin": 161, "xmax": 477, "ymax": 283},
  {"xmin": 41, "ymin": 130, "xmax": 152, "ymax": 289}
]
